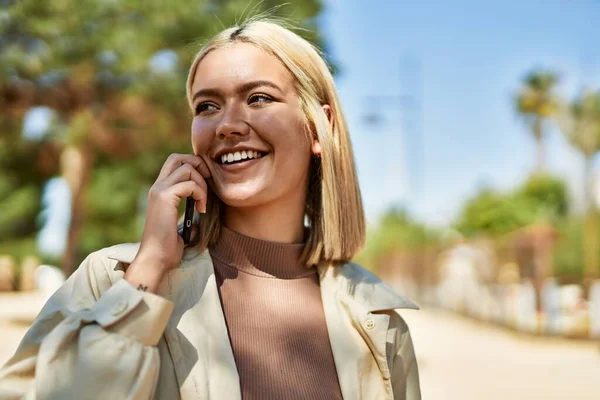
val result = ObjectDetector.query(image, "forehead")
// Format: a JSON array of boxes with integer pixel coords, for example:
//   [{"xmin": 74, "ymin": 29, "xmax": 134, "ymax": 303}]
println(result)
[{"xmin": 192, "ymin": 42, "xmax": 295, "ymax": 92}]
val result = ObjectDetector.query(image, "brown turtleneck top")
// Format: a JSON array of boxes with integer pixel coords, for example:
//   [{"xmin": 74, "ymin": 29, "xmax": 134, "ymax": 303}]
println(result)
[{"xmin": 208, "ymin": 226, "xmax": 343, "ymax": 400}]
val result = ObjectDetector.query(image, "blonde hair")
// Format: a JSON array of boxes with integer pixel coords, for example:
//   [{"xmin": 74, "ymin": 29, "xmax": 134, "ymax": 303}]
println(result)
[{"xmin": 185, "ymin": 17, "xmax": 365, "ymax": 266}]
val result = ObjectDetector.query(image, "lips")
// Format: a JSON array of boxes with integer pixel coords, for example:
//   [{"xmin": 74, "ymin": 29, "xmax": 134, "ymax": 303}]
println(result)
[
  {"xmin": 219, "ymin": 150, "xmax": 267, "ymax": 165},
  {"xmin": 214, "ymin": 147, "xmax": 269, "ymax": 163},
  {"xmin": 217, "ymin": 152, "xmax": 268, "ymax": 173}
]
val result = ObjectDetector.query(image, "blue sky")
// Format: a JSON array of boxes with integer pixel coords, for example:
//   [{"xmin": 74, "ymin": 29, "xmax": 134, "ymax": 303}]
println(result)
[{"xmin": 320, "ymin": 0, "xmax": 600, "ymax": 226}]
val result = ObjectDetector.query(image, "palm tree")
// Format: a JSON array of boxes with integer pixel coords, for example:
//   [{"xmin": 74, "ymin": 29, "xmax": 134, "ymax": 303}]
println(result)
[
  {"xmin": 557, "ymin": 91, "xmax": 600, "ymax": 209},
  {"xmin": 556, "ymin": 90, "xmax": 600, "ymax": 280},
  {"xmin": 515, "ymin": 70, "xmax": 561, "ymax": 172}
]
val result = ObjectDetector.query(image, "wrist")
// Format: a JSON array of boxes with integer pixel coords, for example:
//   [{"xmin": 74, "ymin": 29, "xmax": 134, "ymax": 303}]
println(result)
[
  {"xmin": 124, "ymin": 257, "xmax": 166, "ymax": 294},
  {"xmin": 133, "ymin": 247, "xmax": 176, "ymax": 272}
]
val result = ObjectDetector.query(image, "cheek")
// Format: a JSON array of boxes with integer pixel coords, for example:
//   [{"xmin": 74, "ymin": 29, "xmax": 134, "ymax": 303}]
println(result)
[
  {"xmin": 191, "ymin": 118, "xmax": 213, "ymax": 154},
  {"xmin": 254, "ymin": 109, "xmax": 308, "ymax": 149}
]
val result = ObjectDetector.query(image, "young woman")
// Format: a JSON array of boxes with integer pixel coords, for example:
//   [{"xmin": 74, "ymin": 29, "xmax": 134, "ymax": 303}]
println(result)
[{"xmin": 0, "ymin": 18, "xmax": 421, "ymax": 400}]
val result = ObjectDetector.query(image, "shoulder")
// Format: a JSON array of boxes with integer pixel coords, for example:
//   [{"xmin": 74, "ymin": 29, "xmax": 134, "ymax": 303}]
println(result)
[
  {"xmin": 339, "ymin": 263, "xmax": 416, "ymax": 342},
  {"xmin": 323, "ymin": 261, "xmax": 420, "ymax": 312},
  {"xmin": 71, "ymin": 243, "xmax": 142, "ymax": 297}
]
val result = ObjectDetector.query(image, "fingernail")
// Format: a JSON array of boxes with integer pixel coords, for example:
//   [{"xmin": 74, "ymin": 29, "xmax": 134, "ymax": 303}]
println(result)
[{"xmin": 202, "ymin": 204, "xmax": 207, "ymax": 213}]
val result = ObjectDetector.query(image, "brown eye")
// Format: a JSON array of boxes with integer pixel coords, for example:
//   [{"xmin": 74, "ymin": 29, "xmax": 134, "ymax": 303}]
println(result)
[
  {"xmin": 248, "ymin": 94, "xmax": 273, "ymax": 104},
  {"xmin": 195, "ymin": 102, "xmax": 218, "ymax": 115}
]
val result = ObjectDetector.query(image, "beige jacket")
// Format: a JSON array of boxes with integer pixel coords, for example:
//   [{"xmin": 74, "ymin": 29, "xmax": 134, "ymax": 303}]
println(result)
[{"xmin": 0, "ymin": 243, "xmax": 421, "ymax": 400}]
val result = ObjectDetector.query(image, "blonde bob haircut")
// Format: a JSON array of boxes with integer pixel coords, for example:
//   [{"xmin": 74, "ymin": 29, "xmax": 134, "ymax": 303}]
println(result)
[{"xmin": 184, "ymin": 17, "xmax": 365, "ymax": 266}]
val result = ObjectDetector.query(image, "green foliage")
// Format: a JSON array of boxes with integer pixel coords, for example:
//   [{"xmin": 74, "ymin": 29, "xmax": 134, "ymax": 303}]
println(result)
[
  {"xmin": 454, "ymin": 174, "xmax": 568, "ymax": 237},
  {"xmin": 515, "ymin": 173, "xmax": 568, "ymax": 220},
  {"xmin": 515, "ymin": 70, "xmax": 561, "ymax": 119},
  {"xmin": 376, "ymin": 208, "xmax": 433, "ymax": 249},
  {"xmin": 0, "ymin": 130, "xmax": 50, "ymax": 242},
  {"xmin": 557, "ymin": 90, "xmax": 600, "ymax": 159},
  {"xmin": 0, "ymin": 0, "xmax": 326, "ymax": 266},
  {"xmin": 552, "ymin": 218, "xmax": 584, "ymax": 281},
  {"xmin": 0, "ymin": 185, "xmax": 41, "ymax": 236},
  {"xmin": 0, "ymin": 237, "xmax": 37, "ymax": 269},
  {"xmin": 356, "ymin": 206, "xmax": 439, "ymax": 270},
  {"xmin": 454, "ymin": 188, "xmax": 535, "ymax": 237},
  {"xmin": 515, "ymin": 69, "xmax": 561, "ymax": 171}
]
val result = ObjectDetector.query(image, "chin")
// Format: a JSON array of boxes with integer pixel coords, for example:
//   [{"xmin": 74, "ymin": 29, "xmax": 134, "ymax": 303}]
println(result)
[{"xmin": 216, "ymin": 185, "xmax": 267, "ymax": 208}]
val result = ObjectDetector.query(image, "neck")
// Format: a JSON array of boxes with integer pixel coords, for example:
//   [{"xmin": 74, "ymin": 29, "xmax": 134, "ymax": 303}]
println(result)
[{"xmin": 223, "ymin": 195, "xmax": 306, "ymax": 244}]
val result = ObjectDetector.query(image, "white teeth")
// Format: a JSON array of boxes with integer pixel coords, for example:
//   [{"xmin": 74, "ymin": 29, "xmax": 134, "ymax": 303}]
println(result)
[{"xmin": 220, "ymin": 150, "xmax": 265, "ymax": 164}]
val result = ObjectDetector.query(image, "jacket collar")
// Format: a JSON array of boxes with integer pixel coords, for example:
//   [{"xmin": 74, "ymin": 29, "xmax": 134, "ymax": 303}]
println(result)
[
  {"xmin": 107, "ymin": 243, "xmax": 419, "ymax": 313},
  {"xmin": 317, "ymin": 261, "xmax": 419, "ymax": 312}
]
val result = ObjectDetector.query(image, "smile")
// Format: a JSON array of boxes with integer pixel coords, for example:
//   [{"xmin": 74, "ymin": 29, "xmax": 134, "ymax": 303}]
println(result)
[
  {"xmin": 220, "ymin": 150, "xmax": 267, "ymax": 165},
  {"xmin": 216, "ymin": 150, "xmax": 269, "ymax": 173}
]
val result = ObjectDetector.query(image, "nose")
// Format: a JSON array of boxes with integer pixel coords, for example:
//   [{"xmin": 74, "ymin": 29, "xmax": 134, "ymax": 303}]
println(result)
[{"xmin": 216, "ymin": 104, "xmax": 250, "ymax": 139}]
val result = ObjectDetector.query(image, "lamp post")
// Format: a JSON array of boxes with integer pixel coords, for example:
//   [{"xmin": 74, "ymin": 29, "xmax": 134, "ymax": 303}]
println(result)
[
  {"xmin": 362, "ymin": 93, "xmax": 422, "ymax": 212},
  {"xmin": 361, "ymin": 54, "xmax": 423, "ymax": 213}
]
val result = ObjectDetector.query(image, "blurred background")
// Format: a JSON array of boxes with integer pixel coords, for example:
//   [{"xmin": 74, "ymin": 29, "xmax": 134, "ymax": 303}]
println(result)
[{"xmin": 1, "ymin": 0, "xmax": 600, "ymax": 398}]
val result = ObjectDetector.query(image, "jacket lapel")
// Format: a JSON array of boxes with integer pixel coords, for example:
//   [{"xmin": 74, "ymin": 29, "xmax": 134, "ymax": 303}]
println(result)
[
  {"xmin": 318, "ymin": 262, "xmax": 419, "ymax": 400},
  {"xmin": 318, "ymin": 266, "xmax": 363, "ymax": 400}
]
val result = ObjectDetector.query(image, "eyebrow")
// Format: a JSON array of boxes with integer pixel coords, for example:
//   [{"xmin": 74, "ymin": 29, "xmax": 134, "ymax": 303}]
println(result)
[{"xmin": 191, "ymin": 80, "xmax": 283, "ymax": 103}]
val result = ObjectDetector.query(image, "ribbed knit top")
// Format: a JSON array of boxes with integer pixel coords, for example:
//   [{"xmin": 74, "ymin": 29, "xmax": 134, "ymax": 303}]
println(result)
[{"xmin": 208, "ymin": 226, "xmax": 343, "ymax": 400}]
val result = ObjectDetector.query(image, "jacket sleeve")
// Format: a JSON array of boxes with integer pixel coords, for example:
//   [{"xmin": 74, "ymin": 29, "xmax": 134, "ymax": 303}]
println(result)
[
  {"xmin": 0, "ymin": 249, "xmax": 174, "ymax": 400},
  {"xmin": 389, "ymin": 311, "xmax": 422, "ymax": 400}
]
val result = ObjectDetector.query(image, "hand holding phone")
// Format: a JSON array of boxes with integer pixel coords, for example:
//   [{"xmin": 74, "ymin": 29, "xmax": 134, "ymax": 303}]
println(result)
[{"xmin": 132, "ymin": 153, "xmax": 210, "ymax": 272}]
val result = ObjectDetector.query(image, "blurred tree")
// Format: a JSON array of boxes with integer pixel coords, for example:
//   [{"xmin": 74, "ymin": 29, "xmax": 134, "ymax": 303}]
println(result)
[
  {"xmin": 455, "ymin": 176, "xmax": 568, "ymax": 306},
  {"xmin": 553, "ymin": 217, "xmax": 584, "ymax": 281},
  {"xmin": 515, "ymin": 70, "xmax": 561, "ymax": 172},
  {"xmin": 556, "ymin": 90, "xmax": 600, "ymax": 280},
  {"xmin": 356, "ymin": 206, "xmax": 439, "ymax": 271},
  {"xmin": 455, "ymin": 188, "xmax": 535, "ymax": 237},
  {"xmin": 0, "ymin": 0, "xmax": 325, "ymax": 275},
  {"xmin": 455, "ymin": 174, "xmax": 568, "ymax": 238},
  {"xmin": 514, "ymin": 173, "xmax": 568, "ymax": 221},
  {"xmin": 557, "ymin": 91, "xmax": 600, "ymax": 210},
  {"xmin": 0, "ymin": 112, "xmax": 58, "ymax": 262},
  {"xmin": 375, "ymin": 207, "xmax": 433, "ymax": 250}
]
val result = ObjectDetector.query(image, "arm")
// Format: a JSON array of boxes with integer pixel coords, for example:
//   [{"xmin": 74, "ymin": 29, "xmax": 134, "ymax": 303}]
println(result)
[
  {"xmin": 389, "ymin": 311, "xmax": 422, "ymax": 400},
  {"xmin": 0, "ymin": 249, "xmax": 174, "ymax": 400}
]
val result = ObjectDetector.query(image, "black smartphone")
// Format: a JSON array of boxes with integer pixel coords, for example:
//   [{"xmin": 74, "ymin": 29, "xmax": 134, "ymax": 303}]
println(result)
[{"xmin": 181, "ymin": 196, "xmax": 195, "ymax": 244}]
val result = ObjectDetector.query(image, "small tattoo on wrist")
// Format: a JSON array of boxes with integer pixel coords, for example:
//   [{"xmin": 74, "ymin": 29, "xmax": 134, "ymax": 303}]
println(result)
[{"xmin": 137, "ymin": 284, "xmax": 148, "ymax": 292}]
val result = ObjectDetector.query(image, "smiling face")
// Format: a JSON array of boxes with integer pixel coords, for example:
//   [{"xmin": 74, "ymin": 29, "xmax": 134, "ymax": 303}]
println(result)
[{"xmin": 190, "ymin": 42, "xmax": 318, "ymax": 210}]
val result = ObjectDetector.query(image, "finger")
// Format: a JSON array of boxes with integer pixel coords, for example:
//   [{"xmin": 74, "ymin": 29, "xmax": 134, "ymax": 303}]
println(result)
[
  {"xmin": 195, "ymin": 156, "xmax": 212, "ymax": 179},
  {"xmin": 167, "ymin": 181, "xmax": 207, "ymax": 211},
  {"xmin": 157, "ymin": 153, "xmax": 205, "ymax": 182},
  {"xmin": 195, "ymin": 198, "xmax": 206, "ymax": 214},
  {"xmin": 163, "ymin": 163, "xmax": 208, "ymax": 195}
]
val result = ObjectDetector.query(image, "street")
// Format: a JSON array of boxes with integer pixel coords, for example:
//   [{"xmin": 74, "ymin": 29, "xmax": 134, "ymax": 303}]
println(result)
[
  {"xmin": 1, "ymin": 292, "xmax": 600, "ymax": 399},
  {"xmin": 402, "ymin": 307, "xmax": 600, "ymax": 399}
]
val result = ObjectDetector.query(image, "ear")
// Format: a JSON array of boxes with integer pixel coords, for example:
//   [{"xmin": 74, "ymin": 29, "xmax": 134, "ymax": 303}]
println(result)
[
  {"xmin": 311, "ymin": 104, "xmax": 332, "ymax": 157},
  {"xmin": 311, "ymin": 138, "xmax": 321, "ymax": 156}
]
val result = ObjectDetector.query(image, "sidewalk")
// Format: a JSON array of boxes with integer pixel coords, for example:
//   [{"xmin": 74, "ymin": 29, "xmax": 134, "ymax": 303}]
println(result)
[
  {"xmin": 0, "ymin": 291, "xmax": 49, "ymax": 365},
  {"xmin": 402, "ymin": 307, "xmax": 600, "ymax": 400}
]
